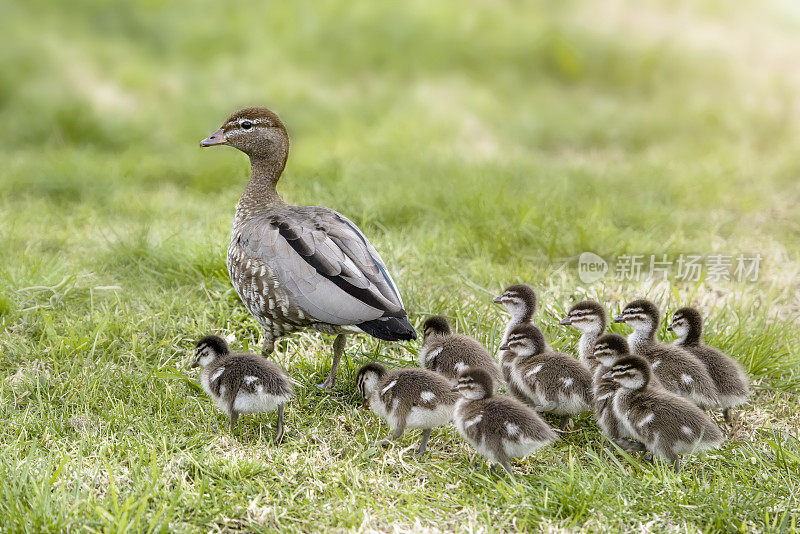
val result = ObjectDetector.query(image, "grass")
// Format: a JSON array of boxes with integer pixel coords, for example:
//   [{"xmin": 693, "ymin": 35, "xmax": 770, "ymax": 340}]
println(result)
[{"xmin": 1, "ymin": 0, "xmax": 800, "ymax": 531}]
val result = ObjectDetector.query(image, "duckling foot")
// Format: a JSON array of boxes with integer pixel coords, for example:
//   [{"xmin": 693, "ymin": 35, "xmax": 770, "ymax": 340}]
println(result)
[{"xmin": 615, "ymin": 439, "xmax": 646, "ymax": 452}]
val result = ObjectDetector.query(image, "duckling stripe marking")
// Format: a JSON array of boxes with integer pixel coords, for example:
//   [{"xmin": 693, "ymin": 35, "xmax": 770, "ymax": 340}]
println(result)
[
  {"xmin": 210, "ymin": 368, "xmax": 225, "ymax": 383},
  {"xmin": 637, "ymin": 413, "xmax": 655, "ymax": 427},
  {"xmin": 381, "ymin": 380, "xmax": 397, "ymax": 395},
  {"xmin": 420, "ymin": 391, "xmax": 436, "ymax": 403}
]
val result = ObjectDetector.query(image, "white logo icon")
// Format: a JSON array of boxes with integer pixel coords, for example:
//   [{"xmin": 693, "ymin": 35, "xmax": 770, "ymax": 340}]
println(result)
[{"xmin": 578, "ymin": 252, "xmax": 608, "ymax": 283}]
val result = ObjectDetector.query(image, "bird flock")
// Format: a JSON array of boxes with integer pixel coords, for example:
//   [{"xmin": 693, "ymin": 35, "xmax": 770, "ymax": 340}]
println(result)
[
  {"xmin": 191, "ymin": 107, "xmax": 750, "ymax": 478},
  {"xmin": 192, "ymin": 285, "xmax": 748, "ymax": 477}
]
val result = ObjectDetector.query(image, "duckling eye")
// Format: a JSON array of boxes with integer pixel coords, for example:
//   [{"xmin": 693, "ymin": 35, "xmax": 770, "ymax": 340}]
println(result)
[{"xmin": 241, "ymin": 120, "xmax": 253, "ymax": 130}]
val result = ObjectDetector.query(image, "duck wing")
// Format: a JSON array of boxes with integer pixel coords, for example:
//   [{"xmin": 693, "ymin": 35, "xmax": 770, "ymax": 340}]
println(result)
[{"xmin": 236, "ymin": 206, "xmax": 416, "ymax": 340}]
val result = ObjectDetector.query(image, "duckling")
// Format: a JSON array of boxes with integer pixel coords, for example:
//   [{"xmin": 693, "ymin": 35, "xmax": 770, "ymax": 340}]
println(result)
[
  {"xmin": 419, "ymin": 316, "xmax": 502, "ymax": 385},
  {"xmin": 453, "ymin": 368, "xmax": 557, "ymax": 478},
  {"xmin": 586, "ymin": 334, "xmax": 645, "ymax": 452},
  {"xmin": 355, "ymin": 363, "xmax": 459, "ymax": 455},
  {"xmin": 501, "ymin": 324, "xmax": 593, "ymax": 430},
  {"xmin": 201, "ymin": 107, "xmax": 416, "ymax": 390},
  {"xmin": 602, "ymin": 355, "xmax": 724, "ymax": 472},
  {"xmin": 669, "ymin": 307, "xmax": 750, "ymax": 422},
  {"xmin": 614, "ymin": 299, "xmax": 719, "ymax": 410},
  {"xmin": 559, "ymin": 300, "xmax": 607, "ymax": 369},
  {"xmin": 191, "ymin": 335, "xmax": 294, "ymax": 442},
  {"xmin": 493, "ymin": 284, "xmax": 542, "ymax": 346}
]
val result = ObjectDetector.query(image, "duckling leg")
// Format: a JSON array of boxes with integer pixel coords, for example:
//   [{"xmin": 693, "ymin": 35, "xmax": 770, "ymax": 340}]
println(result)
[
  {"xmin": 671, "ymin": 458, "xmax": 681, "ymax": 473},
  {"xmin": 723, "ymin": 408, "xmax": 737, "ymax": 423},
  {"xmin": 274, "ymin": 404, "xmax": 285, "ymax": 443},
  {"xmin": 318, "ymin": 334, "xmax": 346, "ymax": 389},
  {"xmin": 416, "ymin": 429, "xmax": 432, "ymax": 456},
  {"xmin": 499, "ymin": 461, "xmax": 516, "ymax": 481},
  {"xmin": 557, "ymin": 415, "xmax": 571, "ymax": 431},
  {"xmin": 229, "ymin": 411, "xmax": 239, "ymax": 433}
]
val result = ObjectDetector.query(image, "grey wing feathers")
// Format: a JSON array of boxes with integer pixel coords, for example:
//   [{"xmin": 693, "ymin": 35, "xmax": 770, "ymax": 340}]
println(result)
[{"xmin": 237, "ymin": 206, "xmax": 407, "ymax": 326}]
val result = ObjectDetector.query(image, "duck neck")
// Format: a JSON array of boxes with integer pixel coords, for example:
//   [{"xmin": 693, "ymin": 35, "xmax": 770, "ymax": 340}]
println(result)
[
  {"xmin": 503, "ymin": 308, "xmax": 533, "ymax": 342},
  {"xmin": 682, "ymin": 327, "xmax": 702, "ymax": 346},
  {"xmin": 577, "ymin": 326, "xmax": 603, "ymax": 359},
  {"xmin": 628, "ymin": 327, "xmax": 654, "ymax": 352},
  {"xmin": 237, "ymin": 156, "xmax": 287, "ymax": 215}
]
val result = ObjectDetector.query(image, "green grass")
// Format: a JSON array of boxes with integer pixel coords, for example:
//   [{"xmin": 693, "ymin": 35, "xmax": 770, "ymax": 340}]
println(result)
[{"xmin": 2, "ymin": 0, "xmax": 800, "ymax": 531}]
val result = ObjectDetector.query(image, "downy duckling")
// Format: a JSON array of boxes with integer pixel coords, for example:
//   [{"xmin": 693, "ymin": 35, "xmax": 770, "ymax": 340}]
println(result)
[
  {"xmin": 602, "ymin": 355, "xmax": 724, "ymax": 472},
  {"xmin": 559, "ymin": 300, "xmax": 607, "ymax": 369},
  {"xmin": 419, "ymin": 316, "xmax": 502, "ymax": 385},
  {"xmin": 615, "ymin": 299, "xmax": 719, "ymax": 410},
  {"xmin": 587, "ymin": 334, "xmax": 645, "ymax": 452},
  {"xmin": 502, "ymin": 324, "xmax": 593, "ymax": 430},
  {"xmin": 356, "ymin": 362, "xmax": 459, "ymax": 455},
  {"xmin": 191, "ymin": 335, "xmax": 294, "ymax": 442},
  {"xmin": 669, "ymin": 307, "xmax": 750, "ymax": 422},
  {"xmin": 493, "ymin": 284, "xmax": 542, "ymax": 347},
  {"xmin": 453, "ymin": 368, "xmax": 557, "ymax": 477}
]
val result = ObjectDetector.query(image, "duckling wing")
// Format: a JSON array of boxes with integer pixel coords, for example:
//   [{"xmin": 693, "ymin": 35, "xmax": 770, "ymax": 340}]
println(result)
[{"xmin": 236, "ymin": 206, "xmax": 415, "ymax": 338}]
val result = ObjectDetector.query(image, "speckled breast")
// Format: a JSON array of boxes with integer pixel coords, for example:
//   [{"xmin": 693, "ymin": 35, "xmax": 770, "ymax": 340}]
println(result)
[{"xmin": 227, "ymin": 235, "xmax": 302, "ymax": 341}]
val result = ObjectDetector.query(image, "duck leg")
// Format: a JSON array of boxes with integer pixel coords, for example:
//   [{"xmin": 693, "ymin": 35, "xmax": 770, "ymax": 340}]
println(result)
[
  {"xmin": 261, "ymin": 335, "xmax": 275, "ymax": 356},
  {"xmin": 318, "ymin": 334, "xmax": 346, "ymax": 389},
  {"xmin": 416, "ymin": 429, "xmax": 432, "ymax": 456},
  {"xmin": 274, "ymin": 404, "xmax": 285, "ymax": 443}
]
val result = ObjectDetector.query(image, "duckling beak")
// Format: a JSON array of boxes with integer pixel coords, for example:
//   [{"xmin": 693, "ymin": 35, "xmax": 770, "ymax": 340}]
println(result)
[
  {"xmin": 200, "ymin": 128, "xmax": 227, "ymax": 147},
  {"xmin": 586, "ymin": 353, "xmax": 595, "ymax": 360},
  {"xmin": 613, "ymin": 315, "xmax": 626, "ymax": 323},
  {"xmin": 498, "ymin": 343, "xmax": 510, "ymax": 351},
  {"xmin": 666, "ymin": 324, "xmax": 673, "ymax": 331},
  {"xmin": 189, "ymin": 361, "xmax": 199, "ymax": 369},
  {"xmin": 558, "ymin": 316, "xmax": 572, "ymax": 326},
  {"xmin": 601, "ymin": 371, "xmax": 613, "ymax": 380},
  {"xmin": 492, "ymin": 295, "xmax": 503, "ymax": 304},
  {"xmin": 450, "ymin": 384, "xmax": 459, "ymax": 392}
]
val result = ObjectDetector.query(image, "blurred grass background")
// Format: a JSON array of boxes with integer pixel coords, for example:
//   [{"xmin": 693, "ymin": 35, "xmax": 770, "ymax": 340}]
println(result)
[{"xmin": 1, "ymin": 0, "xmax": 799, "ymax": 531}]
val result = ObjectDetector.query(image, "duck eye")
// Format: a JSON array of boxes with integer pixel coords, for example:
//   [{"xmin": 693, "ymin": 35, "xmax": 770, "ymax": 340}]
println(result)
[{"xmin": 241, "ymin": 120, "xmax": 252, "ymax": 130}]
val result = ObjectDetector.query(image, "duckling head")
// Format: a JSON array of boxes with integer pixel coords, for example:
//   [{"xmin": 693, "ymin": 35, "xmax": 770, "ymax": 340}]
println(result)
[
  {"xmin": 190, "ymin": 334, "xmax": 230, "ymax": 369},
  {"xmin": 613, "ymin": 299, "xmax": 660, "ymax": 334},
  {"xmin": 589, "ymin": 333, "xmax": 630, "ymax": 367},
  {"xmin": 201, "ymin": 107, "xmax": 289, "ymax": 163},
  {"xmin": 355, "ymin": 363, "xmax": 387, "ymax": 408},
  {"xmin": 493, "ymin": 284, "xmax": 538, "ymax": 322},
  {"xmin": 499, "ymin": 324, "xmax": 546, "ymax": 356},
  {"xmin": 559, "ymin": 300, "xmax": 606, "ymax": 333},
  {"xmin": 422, "ymin": 316, "xmax": 452, "ymax": 340},
  {"xmin": 668, "ymin": 307, "xmax": 703, "ymax": 343},
  {"xmin": 452, "ymin": 368, "xmax": 495, "ymax": 400},
  {"xmin": 601, "ymin": 355, "xmax": 652, "ymax": 390}
]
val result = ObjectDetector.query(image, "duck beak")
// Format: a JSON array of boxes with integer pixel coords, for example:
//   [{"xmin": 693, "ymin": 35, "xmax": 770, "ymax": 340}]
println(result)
[
  {"xmin": 558, "ymin": 316, "xmax": 572, "ymax": 326},
  {"xmin": 498, "ymin": 343, "xmax": 510, "ymax": 351},
  {"xmin": 613, "ymin": 315, "xmax": 625, "ymax": 323},
  {"xmin": 492, "ymin": 295, "xmax": 503, "ymax": 304},
  {"xmin": 200, "ymin": 127, "xmax": 227, "ymax": 147}
]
